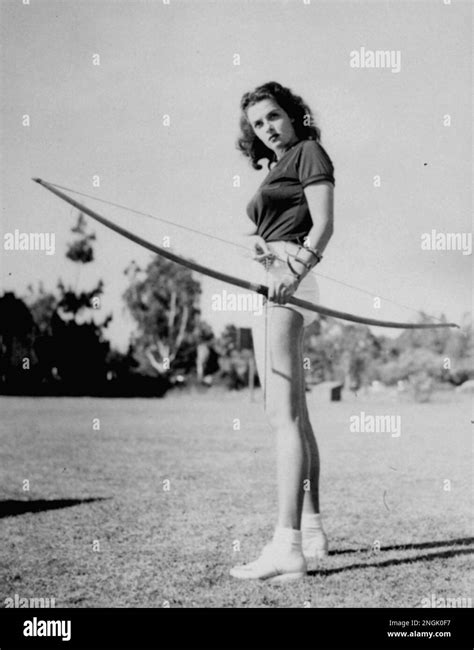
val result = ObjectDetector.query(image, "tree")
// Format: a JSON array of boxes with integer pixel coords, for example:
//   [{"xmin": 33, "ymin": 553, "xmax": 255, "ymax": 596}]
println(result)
[
  {"xmin": 50, "ymin": 214, "xmax": 111, "ymax": 391},
  {"xmin": 24, "ymin": 283, "xmax": 58, "ymax": 386},
  {"xmin": 66, "ymin": 213, "xmax": 96, "ymax": 263},
  {"xmin": 25, "ymin": 213, "xmax": 112, "ymax": 393},
  {"xmin": 123, "ymin": 256, "xmax": 202, "ymax": 380},
  {"xmin": 303, "ymin": 320, "xmax": 380, "ymax": 387},
  {"xmin": 0, "ymin": 292, "xmax": 38, "ymax": 392}
]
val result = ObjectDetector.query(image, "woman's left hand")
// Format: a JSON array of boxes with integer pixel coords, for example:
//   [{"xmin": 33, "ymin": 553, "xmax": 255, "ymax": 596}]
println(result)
[{"xmin": 268, "ymin": 273, "xmax": 300, "ymax": 305}]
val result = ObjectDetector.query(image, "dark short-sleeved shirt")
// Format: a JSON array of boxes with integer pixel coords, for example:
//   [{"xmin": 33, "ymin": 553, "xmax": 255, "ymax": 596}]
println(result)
[{"xmin": 246, "ymin": 139, "xmax": 335, "ymax": 244}]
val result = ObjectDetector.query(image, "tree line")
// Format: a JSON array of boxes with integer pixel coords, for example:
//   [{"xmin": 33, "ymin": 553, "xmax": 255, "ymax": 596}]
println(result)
[{"xmin": 1, "ymin": 214, "xmax": 471, "ymax": 399}]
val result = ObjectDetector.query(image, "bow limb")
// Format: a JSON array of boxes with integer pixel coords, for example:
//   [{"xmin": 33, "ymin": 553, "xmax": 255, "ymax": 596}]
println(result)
[{"xmin": 32, "ymin": 178, "xmax": 459, "ymax": 330}]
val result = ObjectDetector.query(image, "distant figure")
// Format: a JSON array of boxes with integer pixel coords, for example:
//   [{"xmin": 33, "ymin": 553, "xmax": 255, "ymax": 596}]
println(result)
[{"xmin": 196, "ymin": 342, "xmax": 220, "ymax": 386}]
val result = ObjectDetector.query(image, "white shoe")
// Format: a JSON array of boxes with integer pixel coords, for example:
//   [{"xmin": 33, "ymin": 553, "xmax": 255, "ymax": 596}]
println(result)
[
  {"xmin": 302, "ymin": 531, "xmax": 329, "ymax": 562},
  {"xmin": 230, "ymin": 543, "xmax": 307, "ymax": 583}
]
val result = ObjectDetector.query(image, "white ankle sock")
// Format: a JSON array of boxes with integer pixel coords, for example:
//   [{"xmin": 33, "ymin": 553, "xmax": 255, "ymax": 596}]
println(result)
[
  {"xmin": 301, "ymin": 513, "xmax": 323, "ymax": 534},
  {"xmin": 272, "ymin": 526, "xmax": 302, "ymax": 553}
]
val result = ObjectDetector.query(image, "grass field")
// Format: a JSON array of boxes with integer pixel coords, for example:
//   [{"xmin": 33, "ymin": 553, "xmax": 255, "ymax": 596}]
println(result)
[{"xmin": 0, "ymin": 388, "xmax": 472, "ymax": 608}]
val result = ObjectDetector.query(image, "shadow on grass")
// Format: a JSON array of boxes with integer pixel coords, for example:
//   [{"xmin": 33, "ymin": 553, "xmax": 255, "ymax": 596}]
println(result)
[
  {"xmin": 330, "ymin": 537, "xmax": 474, "ymax": 556},
  {"xmin": 0, "ymin": 498, "xmax": 108, "ymax": 519},
  {"xmin": 310, "ymin": 540, "xmax": 474, "ymax": 576}
]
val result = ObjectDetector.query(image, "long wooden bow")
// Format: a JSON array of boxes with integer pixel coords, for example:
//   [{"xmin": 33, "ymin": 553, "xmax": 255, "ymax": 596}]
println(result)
[{"xmin": 32, "ymin": 178, "xmax": 459, "ymax": 330}]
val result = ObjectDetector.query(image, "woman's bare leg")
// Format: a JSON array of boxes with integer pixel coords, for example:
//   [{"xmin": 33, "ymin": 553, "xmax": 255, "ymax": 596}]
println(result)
[
  {"xmin": 252, "ymin": 306, "xmax": 308, "ymax": 529},
  {"xmin": 298, "ymin": 328, "xmax": 321, "ymax": 515},
  {"xmin": 230, "ymin": 306, "xmax": 319, "ymax": 580},
  {"xmin": 296, "ymin": 328, "xmax": 328, "ymax": 560}
]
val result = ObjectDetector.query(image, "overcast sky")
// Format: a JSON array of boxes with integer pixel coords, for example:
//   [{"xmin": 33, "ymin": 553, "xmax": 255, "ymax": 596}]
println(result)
[{"xmin": 1, "ymin": 0, "xmax": 471, "ymax": 349}]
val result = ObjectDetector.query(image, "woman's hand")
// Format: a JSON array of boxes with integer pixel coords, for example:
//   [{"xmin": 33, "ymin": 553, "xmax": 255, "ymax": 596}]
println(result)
[
  {"xmin": 268, "ymin": 272, "xmax": 300, "ymax": 305},
  {"xmin": 248, "ymin": 235, "xmax": 275, "ymax": 266},
  {"xmin": 247, "ymin": 235, "xmax": 300, "ymax": 303}
]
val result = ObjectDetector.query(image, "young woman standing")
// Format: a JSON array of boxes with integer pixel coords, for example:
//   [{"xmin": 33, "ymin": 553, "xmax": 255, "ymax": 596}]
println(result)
[{"xmin": 231, "ymin": 81, "xmax": 335, "ymax": 582}]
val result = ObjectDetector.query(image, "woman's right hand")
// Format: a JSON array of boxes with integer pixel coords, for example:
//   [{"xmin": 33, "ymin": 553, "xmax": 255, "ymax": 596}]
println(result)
[{"xmin": 248, "ymin": 235, "xmax": 275, "ymax": 266}]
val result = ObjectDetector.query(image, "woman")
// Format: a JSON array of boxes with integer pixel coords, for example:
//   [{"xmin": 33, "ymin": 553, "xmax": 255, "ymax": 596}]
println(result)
[{"xmin": 231, "ymin": 82, "xmax": 335, "ymax": 583}]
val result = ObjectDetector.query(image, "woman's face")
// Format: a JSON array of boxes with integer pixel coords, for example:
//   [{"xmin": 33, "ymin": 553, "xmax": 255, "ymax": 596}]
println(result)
[{"xmin": 246, "ymin": 98, "xmax": 298, "ymax": 158}]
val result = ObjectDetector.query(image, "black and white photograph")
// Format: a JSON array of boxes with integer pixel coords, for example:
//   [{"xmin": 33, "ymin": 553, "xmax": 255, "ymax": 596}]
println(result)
[{"xmin": 0, "ymin": 0, "xmax": 472, "ymax": 648}]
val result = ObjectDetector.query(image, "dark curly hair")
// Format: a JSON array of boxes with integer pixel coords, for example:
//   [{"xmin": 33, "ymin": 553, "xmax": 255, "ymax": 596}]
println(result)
[{"xmin": 236, "ymin": 81, "xmax": 321, "ymax": 170}]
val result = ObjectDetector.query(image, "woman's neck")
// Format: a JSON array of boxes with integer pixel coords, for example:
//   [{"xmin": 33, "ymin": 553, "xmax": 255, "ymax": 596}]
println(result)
[{"xmin": 275, "ymin": 138, "xmax": 300, "ymax": 161}]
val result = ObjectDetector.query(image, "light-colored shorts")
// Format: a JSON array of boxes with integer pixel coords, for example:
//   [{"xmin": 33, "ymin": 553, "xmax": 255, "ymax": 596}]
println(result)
[{"xmin": 250, "ymin": 240, "xmax": 320, "ymax": 327}]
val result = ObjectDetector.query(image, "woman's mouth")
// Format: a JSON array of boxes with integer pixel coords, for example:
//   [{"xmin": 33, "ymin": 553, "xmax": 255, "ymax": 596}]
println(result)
[{"xmin": 269, "ymin": 134, "xmax": 280, "ymax": 142}]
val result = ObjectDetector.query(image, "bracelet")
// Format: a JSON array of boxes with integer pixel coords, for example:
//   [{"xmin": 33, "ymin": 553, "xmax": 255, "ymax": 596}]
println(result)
[
  {"xmin": 286, "ymin": 255, "xmax": 313, "ymax": 281},
  {"xmin": 303, "ymin": 243, "xmax": 323, "ymax": 263}
]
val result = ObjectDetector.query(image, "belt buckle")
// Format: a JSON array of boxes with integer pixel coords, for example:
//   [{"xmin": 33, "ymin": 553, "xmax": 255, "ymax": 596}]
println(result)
[{"xmin": 259, "ymin": 253, "xmax": 276, "ymax": 271}]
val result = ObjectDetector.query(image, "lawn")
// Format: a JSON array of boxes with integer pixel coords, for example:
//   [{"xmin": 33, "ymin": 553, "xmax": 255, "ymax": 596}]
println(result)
[{"xmin": 0, "ymin": 388, "xmax": 472, "ymax": 608}]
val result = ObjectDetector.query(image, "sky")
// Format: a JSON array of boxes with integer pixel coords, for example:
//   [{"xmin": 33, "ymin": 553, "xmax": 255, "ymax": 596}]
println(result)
[{"xmin": 1, "ymin": 0, "xmax": 472, "ymax": 350}]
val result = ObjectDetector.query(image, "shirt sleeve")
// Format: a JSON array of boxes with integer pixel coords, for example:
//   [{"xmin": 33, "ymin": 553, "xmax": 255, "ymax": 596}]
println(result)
[{"xmin": 297, "ymin": 141, "xmax": 335, "ymax": 188}]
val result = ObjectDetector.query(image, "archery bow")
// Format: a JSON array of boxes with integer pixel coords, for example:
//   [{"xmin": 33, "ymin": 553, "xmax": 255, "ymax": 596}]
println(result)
[{"xmin": 32, "ymin": 178, "xmax": 459, "ymax": 330}]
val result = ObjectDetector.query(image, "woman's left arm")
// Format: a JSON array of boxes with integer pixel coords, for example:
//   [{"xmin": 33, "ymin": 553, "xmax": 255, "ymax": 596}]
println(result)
[
  {"xmin": 268, "ymin": 181, "xmax": 334, "ymax": 305},
  {"xmin": 303, "ymin": 180, "xmax": 334, "ymax": 253}
]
